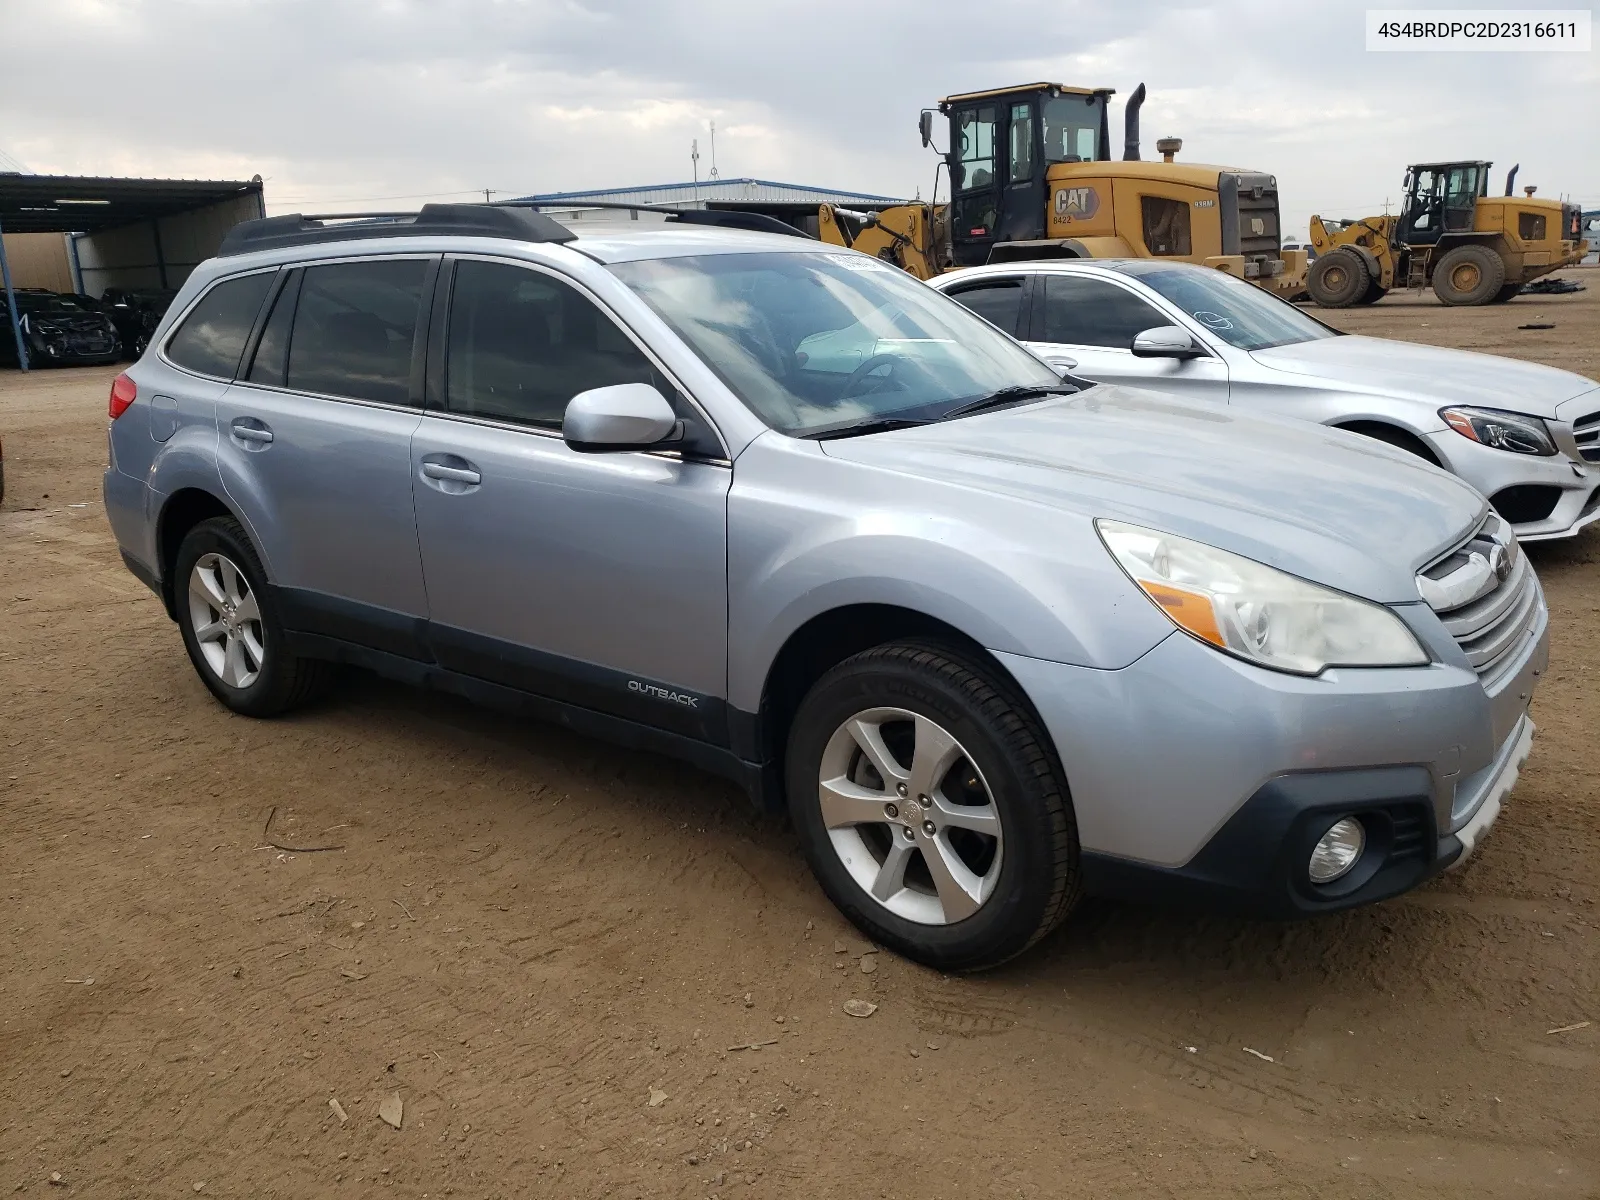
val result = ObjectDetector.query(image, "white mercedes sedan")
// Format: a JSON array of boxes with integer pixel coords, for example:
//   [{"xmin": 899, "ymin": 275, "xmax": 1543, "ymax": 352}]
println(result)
[{"xmin": 933, "ymin": 259, "xmax": 1600, "ymax": 541}]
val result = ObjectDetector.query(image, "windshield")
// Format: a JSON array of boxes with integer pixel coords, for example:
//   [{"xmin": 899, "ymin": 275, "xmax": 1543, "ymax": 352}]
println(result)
[
  {"xmin": 1107, "ymin": 261, "xmax": 1340, "ymax": 351},
  {"xmin": 611, "ymin": 251, "xmax": 1062, "ymax": 436}
]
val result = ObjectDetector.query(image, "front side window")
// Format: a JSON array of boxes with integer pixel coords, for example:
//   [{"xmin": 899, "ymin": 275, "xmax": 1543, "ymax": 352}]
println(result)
[
  {"xmin": 165, "ymin": 271, "xmax": 275, "ymax": 378},
  {"xmin": 611, "ymin": 251, "xmax": 1060, "ymax": 437},
  {"xmin": 1041, "ymin": 93, "xmax": 1103, "ymax": 164},
  {"xmin": 445, "ymin": 260, "xmax": 661, "ymax": 428},
  {"xmin": 1109, "ymin": 261, "xmax": 1340, "ymax": 351},
  {"xmin": 1039, "ymin": 274, "xmax": 1168, "ymax": 349},
  {"xmin": 944, "ymin": 278, "xmax": 1026, "ymax": 336},
  {"xmin": 954, "ymin": 106, "xmax": 997, "ymax": 192},
  {"xmin": 286, "ymin": 259, "xmax": 427, "ymax": 405}
]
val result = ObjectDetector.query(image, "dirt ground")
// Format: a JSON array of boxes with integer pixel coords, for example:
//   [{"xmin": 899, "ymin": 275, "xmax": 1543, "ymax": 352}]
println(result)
[{"xmin": 3, "ymin": 275, "xmax": 1599, "ymax": 1199}]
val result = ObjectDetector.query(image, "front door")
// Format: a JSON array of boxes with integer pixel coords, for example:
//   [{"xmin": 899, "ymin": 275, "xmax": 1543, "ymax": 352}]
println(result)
[
  {"xmin": 996, "ymin": 100, "xmax": 1046, "ymax": 244},
  {"xmin": 1023, "ymin": 272, "xmax": 1230, "ymax": 401},
  {"xmin": 950, "ymin": 104, "xmax": 1001, "ymax": 268},
  {"xmin": 409, "ymin": 256, "xmax": 732, "ymax": 742},
  {"xmin": 216, "ymin": 257, "xmax": 435, "ymax": 657}
]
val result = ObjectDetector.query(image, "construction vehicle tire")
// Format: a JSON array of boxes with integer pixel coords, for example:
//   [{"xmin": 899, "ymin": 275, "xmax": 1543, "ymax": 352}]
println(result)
[
  {"xmin": 1307, "ymin": 250, "xmax": 1369, "ymax": 307},
  {"xmin": 1432, "ymin": 244, "xmax": 1506, "ymax": 306},
  {"xmin": 1489, "ymin": 283, "xmax": 1522, "ymax": 303},
  {"xmin": 1356, "ymin": 277, "xmax": 1388, "ymax": 304}
]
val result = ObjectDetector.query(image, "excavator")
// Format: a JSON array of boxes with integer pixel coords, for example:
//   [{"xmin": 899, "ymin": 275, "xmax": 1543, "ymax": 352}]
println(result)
[
  {"xmin": 815, "ymin": 82, "xmax": 1308, "ymax": 298},
  {"xmin": 1306, "ymin": 161, "xmax": 1588, "ymax": 307}
]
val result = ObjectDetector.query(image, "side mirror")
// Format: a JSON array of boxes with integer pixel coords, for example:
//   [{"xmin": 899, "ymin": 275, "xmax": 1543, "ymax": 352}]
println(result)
[
  {"xmin": 919, "ymin": 110, "xmax": 934, "ymax": 149},
  {"xmin": 563, "ymin": 383, "xmax": 680, "ymax": 453},
  {"xmin": 1130, "ymin": 325, "xmax": 1203, "ymax": 359}
]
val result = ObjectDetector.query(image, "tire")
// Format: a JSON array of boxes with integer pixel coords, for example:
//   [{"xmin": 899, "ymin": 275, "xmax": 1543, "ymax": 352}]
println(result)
[
  {"xmin": 1356, "ymin": 277, "xmax": 1388, "ymax": 304},
  {"xmin": 1306, "ymin": 249, "xmax": 1369, "ymax": 307},
  {"xmin": 174, "ymin": 516, "xmax": 331, "ymax": 717},
  {"xmin": 1489, "ymin": 283, "xmax": 1522, "ymax": 304},
  {"xmin": 1431, "ymin": 244, "xmax": 1506, "ymax": 306},
  {"xmin": 784, "ymin": 641, "xmax": 1079, "ymax": 971}
]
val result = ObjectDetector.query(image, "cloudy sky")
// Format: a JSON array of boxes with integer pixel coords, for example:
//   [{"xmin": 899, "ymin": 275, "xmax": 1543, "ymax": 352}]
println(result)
[{"xmin": 1, "ymin": 0, "xmax": 1594, "ymax": 239}]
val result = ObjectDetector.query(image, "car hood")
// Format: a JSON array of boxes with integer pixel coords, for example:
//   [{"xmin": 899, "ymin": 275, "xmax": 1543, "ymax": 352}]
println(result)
[
  {"xmin": 1250, "ymin": 334, "xmax": 1599, "ymax": 419},
  {"xmin": 820, "ymin": 384, "xmax": 1486, "ymax": 604}
]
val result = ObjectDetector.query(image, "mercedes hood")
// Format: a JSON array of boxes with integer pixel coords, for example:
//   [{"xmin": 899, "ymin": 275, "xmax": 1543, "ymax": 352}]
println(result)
[{"xmin": 1251, "ymin": 333, "xmax": 1599, "ymax": 419}]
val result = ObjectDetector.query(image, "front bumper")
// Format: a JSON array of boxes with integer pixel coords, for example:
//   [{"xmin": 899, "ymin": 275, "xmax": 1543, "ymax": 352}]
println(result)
[
  {"xmin": 1423, "ymin": 427, "xmax": 1600, "ymax": 542},
  {"xmin": 996, "ymin": 603, "xmax": 1545, "ymax": 919}
]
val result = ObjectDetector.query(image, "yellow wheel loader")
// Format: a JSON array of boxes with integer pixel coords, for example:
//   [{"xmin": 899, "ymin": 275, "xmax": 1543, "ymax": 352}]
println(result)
[
  {"xmin": 1306, "ymin": 162, "xmax": 1588, "ymax": 307},
  {"xmin": 816, "ymin": 82, "xmax": 1308, "ymax": 298}
]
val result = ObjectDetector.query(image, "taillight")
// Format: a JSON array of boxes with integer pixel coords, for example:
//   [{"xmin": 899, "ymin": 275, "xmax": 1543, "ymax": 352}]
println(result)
[{"xmin": 109, "ymin": 373, "xmax": 137, "ymax": 419}]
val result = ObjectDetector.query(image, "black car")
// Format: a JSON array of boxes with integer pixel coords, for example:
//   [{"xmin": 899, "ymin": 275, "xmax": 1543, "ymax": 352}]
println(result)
[
  {"xmin": 1, "ymin": 290, "xmax": 122, "ymax": 367},
  {"xmin": 99, "ymin": 287, "xmax": 178, "ymax": 359}
]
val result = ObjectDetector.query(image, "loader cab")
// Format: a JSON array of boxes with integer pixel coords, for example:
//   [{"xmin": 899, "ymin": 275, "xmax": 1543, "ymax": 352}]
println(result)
[
  {"xmin": 940, "ymin": 83, "xmax": 1113, "ymax": 268},
  {"xmin": 1398, "ymin": 161, "xmax": 1490, "ymax": 246}
]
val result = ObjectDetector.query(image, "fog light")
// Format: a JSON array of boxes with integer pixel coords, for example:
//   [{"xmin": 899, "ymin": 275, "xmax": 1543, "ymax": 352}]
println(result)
[{"xmin": 1308, "ymin": 818, "xmax": 1365, "ymax": 884}]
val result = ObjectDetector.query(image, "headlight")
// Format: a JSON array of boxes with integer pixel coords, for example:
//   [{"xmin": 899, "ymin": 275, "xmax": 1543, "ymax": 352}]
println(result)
[
  {"xmin": 1097, "ymin": 520, "xmax": 1429, "ymax": 675},
  {"xmin": 1440, "ymin": 406, "xmax": 1556, "ymax": 456}
]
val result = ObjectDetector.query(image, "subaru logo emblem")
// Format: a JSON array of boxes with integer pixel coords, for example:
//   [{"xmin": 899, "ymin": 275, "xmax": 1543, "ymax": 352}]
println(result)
[{"xmin": 1488, "ymin": 544, "xmax": 1512, "ymax": 582}]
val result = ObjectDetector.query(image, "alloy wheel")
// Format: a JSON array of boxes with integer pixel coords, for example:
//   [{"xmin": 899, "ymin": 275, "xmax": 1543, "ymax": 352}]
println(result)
[
  {"xmin": 817, "ymin": 707, "xmax": 1003, "ymax": 925},
  {"xmin": 188, "ymin": 552, "xmax": 265, "ymax": 688}
]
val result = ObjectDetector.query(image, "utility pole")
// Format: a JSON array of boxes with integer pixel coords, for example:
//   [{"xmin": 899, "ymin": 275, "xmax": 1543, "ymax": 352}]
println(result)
[
  {"xmin": 483, "ymin": 189, "xmax": 496, "ymax": 204},
  {"xmin": 709, "ymin": 121, "xmax": 719, "ymax": 180},
  {"xmin": 691, "ymin": 139, "xmax": 701, "ymax": 202}
]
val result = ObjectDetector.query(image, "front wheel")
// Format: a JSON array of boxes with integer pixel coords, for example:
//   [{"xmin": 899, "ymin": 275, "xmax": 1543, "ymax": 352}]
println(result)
[
  {"xmin": 1307, "ymin": 249, "xmax": 1369, "ymax": 307},
  {"xmin": 785, "ymin": 642, "xmax": 1080, "ymax": 971}
]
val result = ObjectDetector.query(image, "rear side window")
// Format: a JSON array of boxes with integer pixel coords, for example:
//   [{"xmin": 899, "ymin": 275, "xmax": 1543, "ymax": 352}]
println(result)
[
  {"xmin": 287, "ymin": 259, "xmax": 427, "ymax": 405},
  {"xmin": 945, "ymin": 278, "xmax": 1025, "ymax": 336},
  {"xmin": 1040, "ymin": 274, "xmax": 1167, "ymax": 348},
  {"xmin": 445, "ymin": 260, "xmax": 660, "ymax": 428},
  {"xmin": 165, "ymin": 272, "xmax": 274, "ymax": 378},
  {"xmin": 247, "ymin": 271, "xmax": 299, "ymax": 386}
]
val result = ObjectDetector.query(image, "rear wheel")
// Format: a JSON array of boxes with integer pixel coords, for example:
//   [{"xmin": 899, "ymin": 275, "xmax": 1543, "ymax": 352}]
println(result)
[
  {"xmin": 1432, "ymin": 244, "xmax": 1507, "ymax": 306},
  {"xmin": 1307, "ymin": 249, "xmax": 1369, "ymax": 307},
  {"xmin": 174, "ymin": 516, "xmax": 331, "ymax": 717},
  {"xmin": 785, "ymin": 642, "xmax": 1079, "ymax": 971}
]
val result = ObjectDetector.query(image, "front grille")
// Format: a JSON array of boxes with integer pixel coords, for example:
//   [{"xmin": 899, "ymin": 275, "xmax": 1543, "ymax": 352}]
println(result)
[
  {"xmin": 1573, "ymin": 409, "xmax": 1600, "ymax": 462},
  {"xmin": 1418, "ymin": 514, "xmax": 1540, "ymax": 683}
]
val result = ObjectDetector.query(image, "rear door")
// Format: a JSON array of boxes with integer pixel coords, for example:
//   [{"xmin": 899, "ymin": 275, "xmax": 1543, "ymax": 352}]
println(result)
[
  {"xmin": 409, "ymin": 256, "xmax": 732, "ymax": 742},
  {"xmin": 1023, "ymin": 271, "xmax": 1230, "ymax": 401},
  {"xmin": 216, "ymin": 255, "xmax": 435, "ymax": 658}
]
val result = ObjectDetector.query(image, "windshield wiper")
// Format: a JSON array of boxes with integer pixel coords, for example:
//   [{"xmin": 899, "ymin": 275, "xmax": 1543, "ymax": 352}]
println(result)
[
  {"xmin": 804, "ymin": 416, "xmax": 935, "ymax": 441},
  {"xmin": 937, "ymin": 383, "xmax": 1080, "ymax": 422}
]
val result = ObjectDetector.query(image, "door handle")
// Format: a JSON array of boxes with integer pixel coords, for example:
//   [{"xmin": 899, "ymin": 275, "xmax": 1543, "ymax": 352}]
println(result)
[
  {"xmin": 230, "ymin": 419, "xmax": 273, "ymax": 445},
  {"xmin": 421, "ymin": 462, "xmax": 481, "ymax": 485}
]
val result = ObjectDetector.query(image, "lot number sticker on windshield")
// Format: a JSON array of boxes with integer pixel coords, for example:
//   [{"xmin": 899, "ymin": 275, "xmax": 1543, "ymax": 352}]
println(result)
[{"xmin": 825, "ymin": 254, "xmax": 893, "ymax": 272}]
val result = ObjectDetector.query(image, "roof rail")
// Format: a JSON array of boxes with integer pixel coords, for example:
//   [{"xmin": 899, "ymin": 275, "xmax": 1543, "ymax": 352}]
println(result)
[
  {"xmin": 217, "ymin": 203, "xmax": 578, "ymax": 257},
  {"xmin": 493, "ymin": 200, "xmax": 815, "ymax": 240}
]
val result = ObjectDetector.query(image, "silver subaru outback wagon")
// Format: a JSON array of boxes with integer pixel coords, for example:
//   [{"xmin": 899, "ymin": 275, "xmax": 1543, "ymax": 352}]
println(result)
[{"xmin": 103, "ymin": 204, "xmax": 1547, "ymax": 970}]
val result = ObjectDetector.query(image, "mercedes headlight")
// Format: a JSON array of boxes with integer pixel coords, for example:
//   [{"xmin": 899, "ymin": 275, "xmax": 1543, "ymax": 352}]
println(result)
[
  {"xmin": 1440, "ymin": 406, "xmax": 1556, "ymax": 456},
  {"xmin": 1097, "ymin": 521, "xmax": 1429, "ymax": 675}
]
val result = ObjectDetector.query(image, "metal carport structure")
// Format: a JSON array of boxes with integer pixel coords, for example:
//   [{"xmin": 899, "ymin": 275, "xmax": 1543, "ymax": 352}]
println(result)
[{"xmin": 1, "ymin": 174, "xmax": 264, "ymax": 370}]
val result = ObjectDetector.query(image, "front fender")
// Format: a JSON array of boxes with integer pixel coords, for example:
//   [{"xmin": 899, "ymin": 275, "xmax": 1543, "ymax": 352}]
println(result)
[{"xmin": 725, "ymin": 435, "xmax": 1172, "ymax": 712}]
